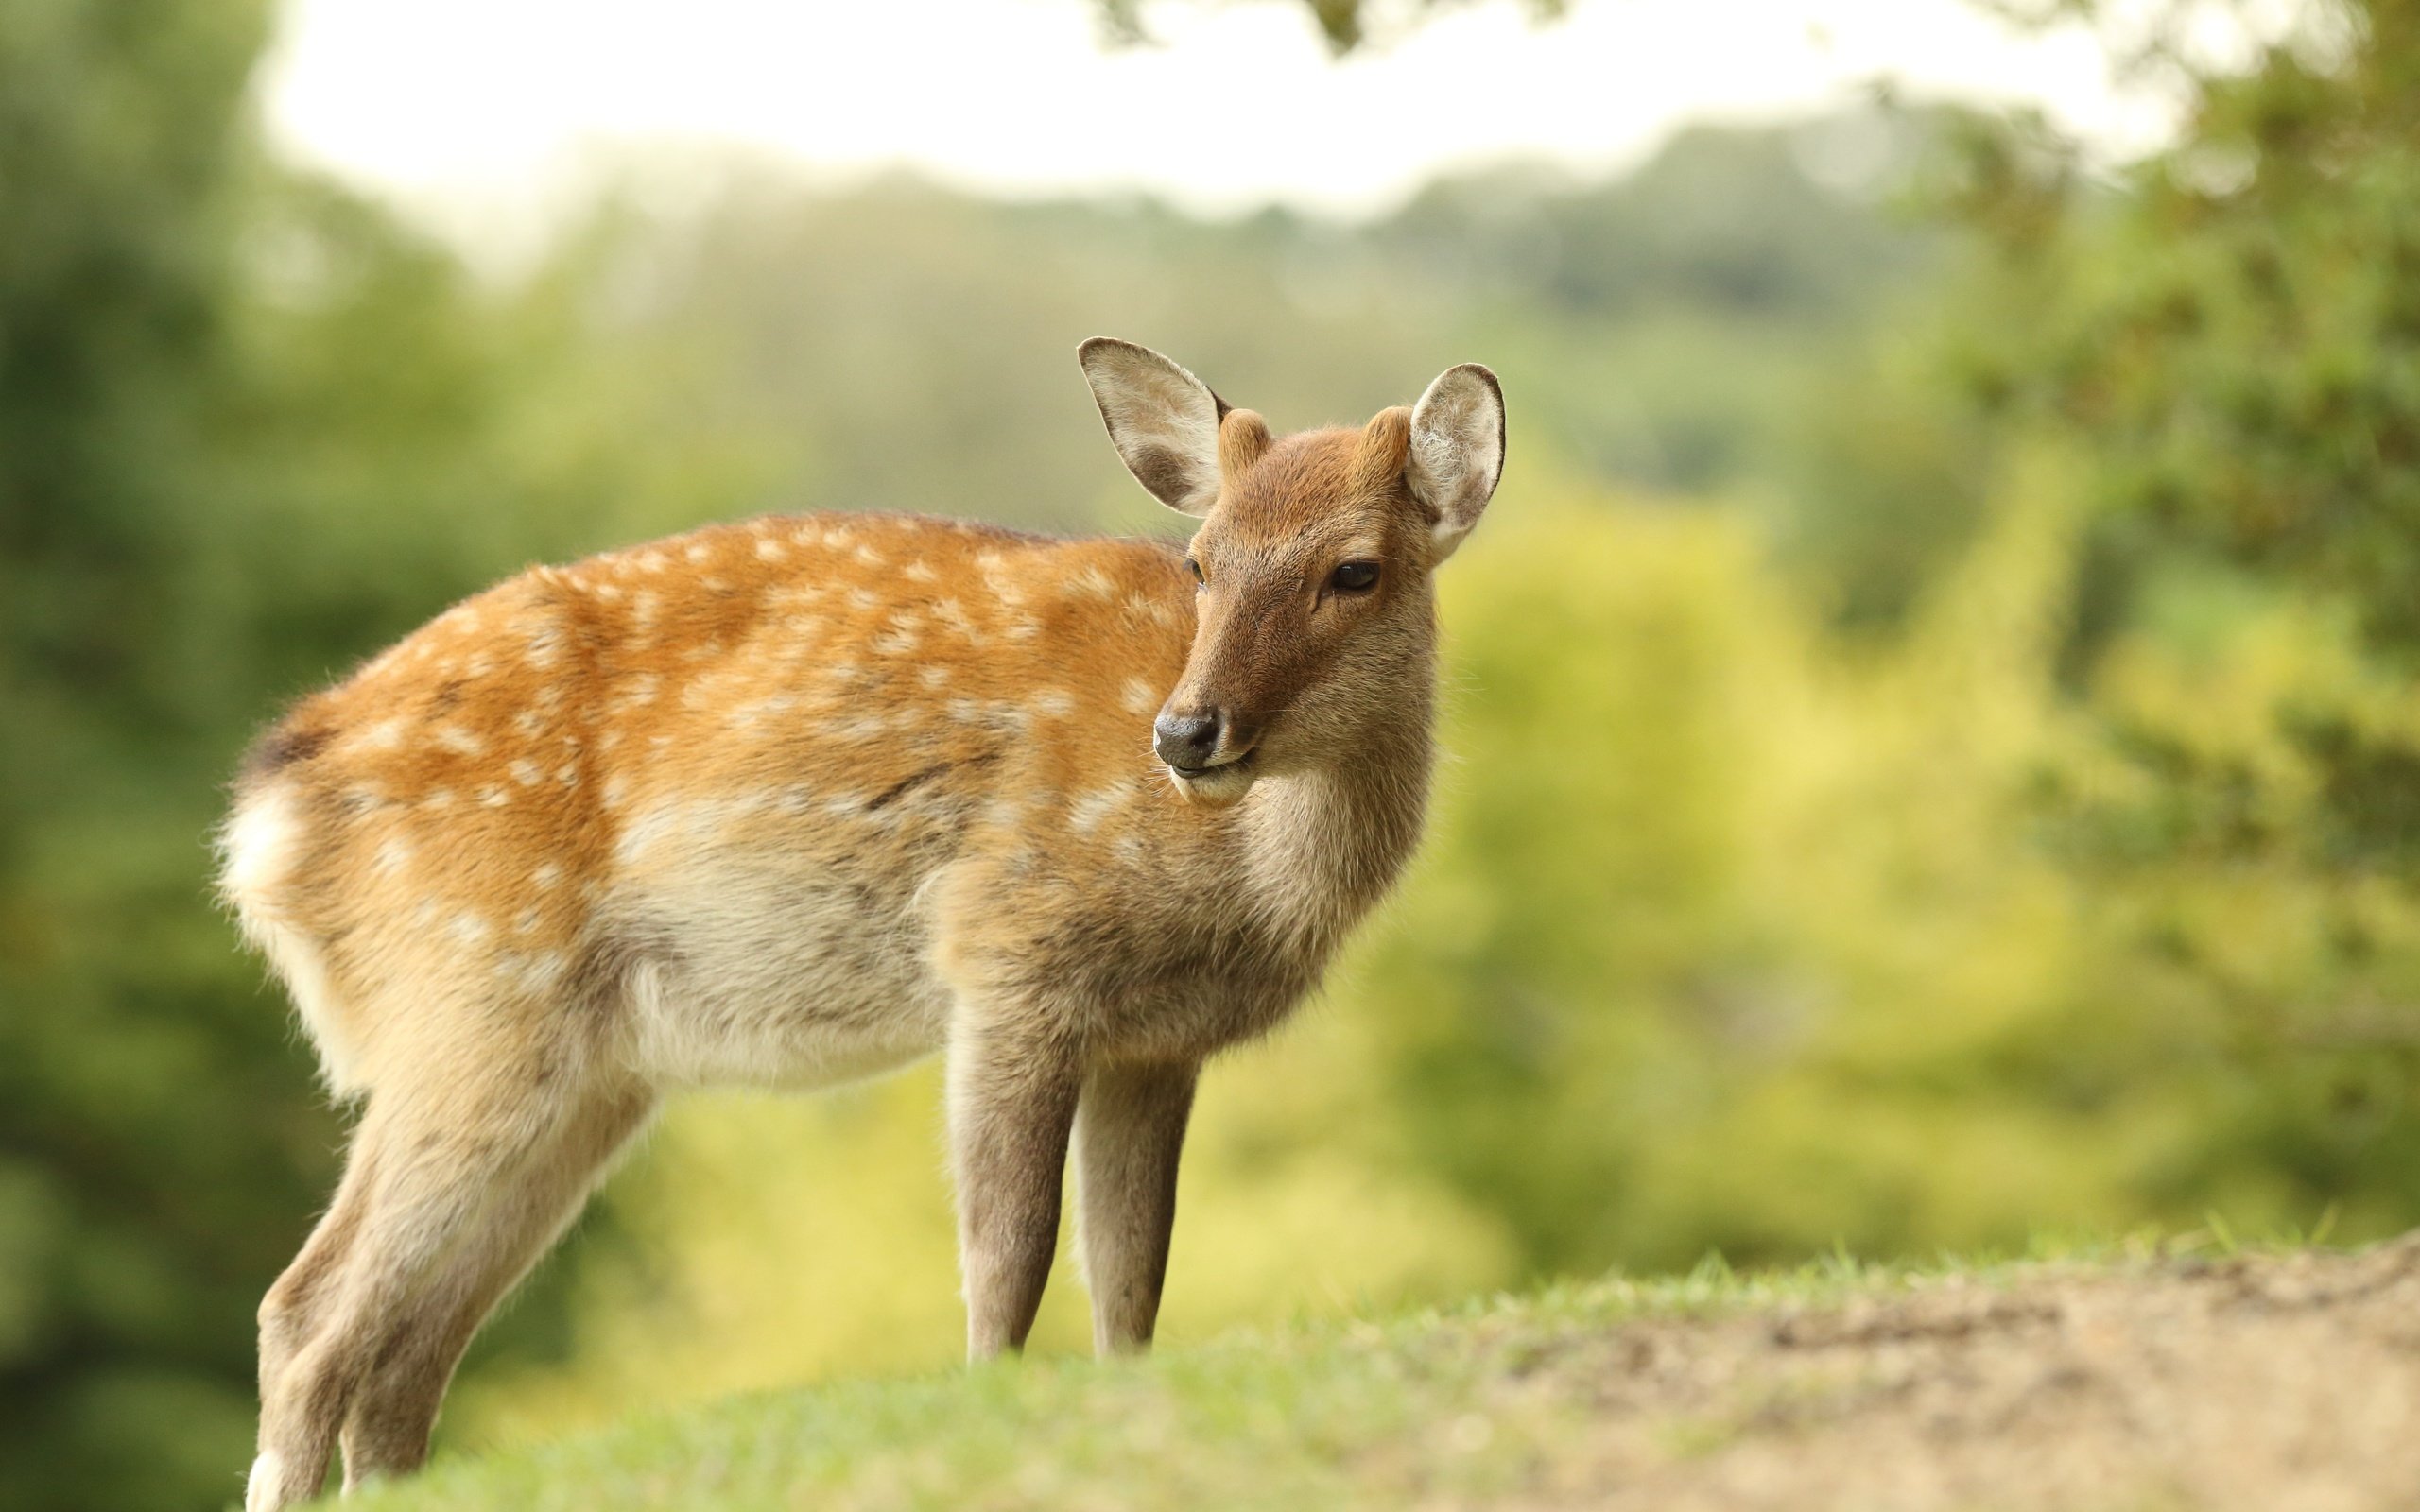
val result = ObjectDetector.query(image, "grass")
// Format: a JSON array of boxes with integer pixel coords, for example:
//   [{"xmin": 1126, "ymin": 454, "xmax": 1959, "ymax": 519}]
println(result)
[{"xmin": 342, "ymin": 1235, "xmax": 2233, "ymax": 1512}]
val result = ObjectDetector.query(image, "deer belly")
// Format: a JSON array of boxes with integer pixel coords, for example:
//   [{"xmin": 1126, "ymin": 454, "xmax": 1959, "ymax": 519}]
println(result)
[{"xmin": 612, "ymin": 870, "xmax": 952, "ymax": 1091}]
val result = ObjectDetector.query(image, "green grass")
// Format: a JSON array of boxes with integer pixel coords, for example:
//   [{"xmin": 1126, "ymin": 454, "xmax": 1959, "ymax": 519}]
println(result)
[{"xmin": 342, "ymin": 1237, "xmax": 2213, "ymax": 1512}]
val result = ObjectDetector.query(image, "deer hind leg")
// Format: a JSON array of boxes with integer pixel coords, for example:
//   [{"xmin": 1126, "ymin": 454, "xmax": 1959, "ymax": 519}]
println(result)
[
  {"xmin": 338, "ymin": 1079, "xmax": 653, "ymax": 1489},
  {"xmin": 247, "ymin": 1051, "xmax": 648, "ymax": 1512}
]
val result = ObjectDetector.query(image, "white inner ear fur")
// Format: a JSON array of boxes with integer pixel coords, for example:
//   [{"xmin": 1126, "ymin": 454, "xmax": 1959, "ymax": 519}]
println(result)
[
  {"xmin": 1078, "ymin": 338, "xmax": 1225, "ymax": 517},
  {"xmin": 1407, "ymin": 364, "xmax": 1505, "ymax": 564}
]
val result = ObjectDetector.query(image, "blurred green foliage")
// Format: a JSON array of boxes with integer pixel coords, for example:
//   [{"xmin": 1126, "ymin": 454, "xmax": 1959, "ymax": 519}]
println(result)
[{"xmin": 12, "ymin": 0, "xmax": 2420, "ymax": 1506}]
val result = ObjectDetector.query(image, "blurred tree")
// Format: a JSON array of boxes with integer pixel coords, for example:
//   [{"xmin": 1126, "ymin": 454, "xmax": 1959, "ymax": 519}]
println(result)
[
  {"xmin": 0, "ymin": 6, "xmax": 790, "ymax": 1509},
  {"xmin": 0, "ymin": 4, "xmax": 305, "ymax": 1506},
  {"xmin": 1937, "ymin": 0, "xmax": 2420, "ymax": 1229}
]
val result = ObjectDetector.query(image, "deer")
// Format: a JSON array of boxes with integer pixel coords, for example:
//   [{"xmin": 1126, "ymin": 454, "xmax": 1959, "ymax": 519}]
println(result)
[{"xmin": 217, "ymin": 339, "xmax": 1505, "ymax": 1510}]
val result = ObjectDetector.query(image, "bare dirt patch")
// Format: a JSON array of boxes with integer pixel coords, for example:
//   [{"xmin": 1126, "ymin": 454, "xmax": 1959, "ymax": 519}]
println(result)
[{"xmin": 1486, "ymin": 1238, "xmax": 2420, "ymax": 1512}]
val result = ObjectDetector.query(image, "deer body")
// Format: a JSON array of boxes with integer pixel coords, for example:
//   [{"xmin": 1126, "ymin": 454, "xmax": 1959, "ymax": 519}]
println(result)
[{"xmin": 224, "ymin": 343, "xmax": 1502, "ymax": 1510}]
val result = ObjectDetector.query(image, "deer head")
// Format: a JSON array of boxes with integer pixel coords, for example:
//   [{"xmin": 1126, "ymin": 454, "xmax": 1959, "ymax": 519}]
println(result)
[{"xmin": 1079, "ymin": 338, "xmax": 1505, "ymax": 807}]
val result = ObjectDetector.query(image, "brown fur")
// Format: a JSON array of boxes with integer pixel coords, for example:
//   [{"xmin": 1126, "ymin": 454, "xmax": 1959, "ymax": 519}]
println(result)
[{"xmin": 219, "ymin": 348, "xmax": 1501, "ymax": 1509}]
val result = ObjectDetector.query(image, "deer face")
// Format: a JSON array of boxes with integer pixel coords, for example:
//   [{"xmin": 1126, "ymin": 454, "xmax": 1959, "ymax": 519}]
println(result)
[{"xmin": 1079, "ymin": 339, "xmax": 1505, "ymax": 807}]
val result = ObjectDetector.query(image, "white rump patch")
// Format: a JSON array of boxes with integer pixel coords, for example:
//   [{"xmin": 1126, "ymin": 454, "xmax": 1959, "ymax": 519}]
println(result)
[{"xmin": 220, "ymin": 787, "xmax": 365, "ymax": 1094}]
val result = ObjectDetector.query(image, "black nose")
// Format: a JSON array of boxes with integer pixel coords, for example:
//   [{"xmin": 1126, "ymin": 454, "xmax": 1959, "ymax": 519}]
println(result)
[{"xmin": 1153, "ymin": 708, "xmax": 1223, "ymax": 769}]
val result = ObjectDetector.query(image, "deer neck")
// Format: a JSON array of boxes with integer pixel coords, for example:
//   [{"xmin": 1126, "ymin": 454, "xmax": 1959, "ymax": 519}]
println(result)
[{"xmin": 1236, "ymin": 629, "xmax": 1437, "ymax": 954}]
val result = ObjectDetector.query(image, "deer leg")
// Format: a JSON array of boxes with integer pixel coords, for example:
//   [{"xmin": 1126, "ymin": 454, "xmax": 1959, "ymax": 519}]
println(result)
[
  {"xmin": 256, "ymin": 1138, "xmax": 384, "ymax": 1429},
  {"xmin": 1074, "ymin": 1058, "xmax": 1198, "ymax": 1355},
  {"xmin": 947, "ymin": 1009, "xmax": 1081, "ymax": 1361},
  {"xmin": 337, "ymin": 1080, "xmax": 654, "ymax": 1490},
  {"xmin": 246, "ymin": 1057, "xmax": 626, "ymax": 1512}
]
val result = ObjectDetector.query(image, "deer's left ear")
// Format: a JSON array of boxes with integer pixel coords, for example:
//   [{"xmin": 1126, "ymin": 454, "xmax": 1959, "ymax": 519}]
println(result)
[
  {"xmin": 1078, "ymin": 337, "xmax": 1230, "ymax": 516},
  {"xmin": 1406, "ymin": 364, "xmax": 1505, "ymax": 564}
]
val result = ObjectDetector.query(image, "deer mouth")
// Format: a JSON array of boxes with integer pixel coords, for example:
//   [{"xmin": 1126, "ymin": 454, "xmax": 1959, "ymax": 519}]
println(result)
[{"xmin": 1168, "ymin": 749, "xmax": 1256, "ymax": 805}]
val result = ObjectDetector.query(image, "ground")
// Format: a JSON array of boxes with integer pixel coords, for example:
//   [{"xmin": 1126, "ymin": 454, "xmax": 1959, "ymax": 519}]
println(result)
[{"xmin": 351, "ymin": 1235, "xmax": 2420, "ymax": 1512}]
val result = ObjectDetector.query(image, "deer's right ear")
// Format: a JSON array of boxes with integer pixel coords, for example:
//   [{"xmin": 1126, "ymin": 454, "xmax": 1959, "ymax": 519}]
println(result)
[{"xmin": 1078, "ymin": 337, "xmax": 1229, "ymax": 516}]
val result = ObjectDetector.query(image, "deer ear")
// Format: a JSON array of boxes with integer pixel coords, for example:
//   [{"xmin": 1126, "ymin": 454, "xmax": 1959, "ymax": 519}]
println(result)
[
  {"xmin": 1078, "ymin": 337, "xmax": 1229, "ymax": 516},
  {"xmin": 1406, "ymin": 364, "xmax": 1505, "ymax": 564}
]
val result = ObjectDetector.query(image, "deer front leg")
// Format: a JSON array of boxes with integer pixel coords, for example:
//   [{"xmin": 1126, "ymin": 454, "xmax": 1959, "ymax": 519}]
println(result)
[
  {"xmin": 1076, "ymin": 1058, "xmax": 1198, "ymax": 1355},
  {"xmin": 947, "ymin": 1010, "xmax": 1082, "ymax": 1360}
]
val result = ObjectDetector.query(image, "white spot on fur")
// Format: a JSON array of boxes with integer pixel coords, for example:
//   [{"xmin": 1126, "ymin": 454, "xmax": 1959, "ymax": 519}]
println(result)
[
  {"xmin": 1069, "ymin": 786, "xmax": 1128, "ymax": 833},
  {"xmin": 435, "ymin": 725, "xmax": 485, "ymax": 757},
  {"xmin": 933, "ymin": 598, "xmax": 980, "ymax": 641},
  {"xmin": 918, "ymin": 665, "xmax": 952, "ymax": 689},
  {"xmin": 685, "ymin": 542, "xmax": 713, "ymax": 564},
  {"xmin": 871, "ymin": 627, "xmax": 919, "ymax": 655},
  {"xmin": 755, "ymin": 538, "xmax": 786, "ymax": 562},
  {"xmin": 359, "ymin": 718, "xmax": 406, "ymax": 750},
  {"xmin": 617, "ymin": 805, "xmax": 679, "ymax": 862},
  {"xmin": 510, "ymin": 758, "xmax": 542, "ymax": 787},
  {"xmin": 1121, "ymin": 677, "xmax": 1158, "ymax": 716},
  {"xmin": 822, "ymin": 713, "xmax": 892, "ymax": 742},
  {"xmin": 1067, "ymin": 565, "xmax": 1117, "ymax": 599},
  {"xmin": 479, "ymin": 786, "xmax": 510, "ymax": 808},
  {"xmin": 1029, "ymin": 687, "xmax": 1076, "ymax": 718},
  {"xmin": 904, "ymin": 558, "xmax": 937, "ymax": 582},
  {"xmin": 527, "ymin": 627, "xmax": 562, "ymax": 668},
  {"xmin": 532, "ymin": 863, "xmax": 562, "ymax": 889},
  {"xmin": 501, "ymin": 948, "xmax": 564, "ymax": 994},
  {"xmin": 373, "ymin": 837, "xmax": 412, "ymax": 876}
]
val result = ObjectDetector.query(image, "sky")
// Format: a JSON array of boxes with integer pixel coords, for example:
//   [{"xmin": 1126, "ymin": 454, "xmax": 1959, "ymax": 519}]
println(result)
[{"xmin": 262, "ymin": 0, "xmax": 2173, "ymax": 238}]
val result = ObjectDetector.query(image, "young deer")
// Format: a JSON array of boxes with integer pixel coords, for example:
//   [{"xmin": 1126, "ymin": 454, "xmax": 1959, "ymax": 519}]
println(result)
[{"xmin": 219, "ymin": 339, "xmax": 1505, "ymax": 1509}]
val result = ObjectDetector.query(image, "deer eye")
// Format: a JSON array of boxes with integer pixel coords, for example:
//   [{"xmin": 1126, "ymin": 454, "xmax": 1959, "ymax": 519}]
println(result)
[
  {"xmin": 1185, "ymin": 557, "xmax": 1205, "ymax": 587},
  {"xmin": 1330, "ymin": 560, "xmax": 1380, "ymax": 593}
]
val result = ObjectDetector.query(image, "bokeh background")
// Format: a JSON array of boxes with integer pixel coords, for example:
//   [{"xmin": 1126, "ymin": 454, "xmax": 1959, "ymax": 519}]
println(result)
[{"xmin": 9, "ymin": 0, "xmax": 2420, "ymax": 1507}]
